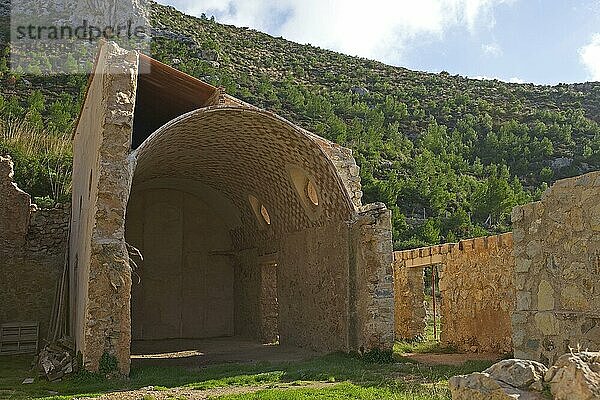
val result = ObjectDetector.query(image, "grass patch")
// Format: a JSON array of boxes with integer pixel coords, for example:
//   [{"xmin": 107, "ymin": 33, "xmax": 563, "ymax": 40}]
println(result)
[
  {"xmin": 0, "ymin": 351, "xmax": 494, "ymax": 400},
  {"xmin": 394, "ymin": 340, "xmax": 456, "ymax": 355},
  {"xmin": 0, "ymin": 117, "xmax": 72, "ymax": 205},
  {"xmin": 214, "ymin": 382, "xmax": 450, "ymax": 400}
]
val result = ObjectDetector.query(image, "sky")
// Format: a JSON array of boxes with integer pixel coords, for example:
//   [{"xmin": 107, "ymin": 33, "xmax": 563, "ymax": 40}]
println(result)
[{"xmin": 156, "ymin": 0, "xmax": 600, "ymax": 85}]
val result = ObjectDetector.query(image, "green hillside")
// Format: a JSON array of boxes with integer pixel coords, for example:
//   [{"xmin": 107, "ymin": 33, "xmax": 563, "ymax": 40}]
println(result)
[{"xmin": 1, "ymin": 1, "xmax": 599, "ymax": 248}]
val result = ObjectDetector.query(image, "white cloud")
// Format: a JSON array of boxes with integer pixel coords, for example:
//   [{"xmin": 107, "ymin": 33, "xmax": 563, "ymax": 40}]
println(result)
[
  {"xmin": 482, "ymin": 43, "xmax": 502, "ymax": 57},
  {"xmin": 579, "ymin": 33, "xmax": 600, "ymax": 81},
  {"xmin": 158, "ymin": 0, "xmax": 513, "ymax": 65}
]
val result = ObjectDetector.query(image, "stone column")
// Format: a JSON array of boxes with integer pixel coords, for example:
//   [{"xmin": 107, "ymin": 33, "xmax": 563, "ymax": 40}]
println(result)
[
  {"xmin": 393, "ymin": 262, "xmax": 426, "ymax": 340},
  {"xmin": 351, "ymin": 203, "xmax": 395, "ymax": 352}
]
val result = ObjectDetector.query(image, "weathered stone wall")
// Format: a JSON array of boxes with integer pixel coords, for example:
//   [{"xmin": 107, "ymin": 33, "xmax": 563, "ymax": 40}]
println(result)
[
  {"xmin": 512, "ymin": 171, "xmax": 600, "ymax": 365},
  {"xmin": 259, "ymin": 261, "xmax": 279, "ymax": 343},
  {"xmin": 312, "ymin": 137, "xmax": 363, "ymax": 209},
  {"xmin": 0, "ymin": 155, "xmax": 70, "ymax": 340},
  {"xmin": 233, "ymin": 248, "xmax": 261, "ymax": 339},
  {"xmin": 392, "ymin": 256, "xmax": 426, "ymax": 340},
  {"xmin": 440, "ymin": 233, "xmax": 514, "ymax": 354},
  {"xmin": 70, "ymin": 42, "xmax": 138, "ymax": 374},
  {"xmin": 279, "ymin": 221, "xmax": 351, "ymax": 352},
  {"xmin": 27, "ymin": 206, "xmax": 71, "ymax": 255},
  {"xmin": 351, "ymin": 203, "xmax": 395, "ymax": 351},
  {"xmin": 0, "ymin": 155, "xmax": 31, "ymax": 254},
  {"xmin": 393, "ymin": 233, "xmax": 514, "ymax": 353}
]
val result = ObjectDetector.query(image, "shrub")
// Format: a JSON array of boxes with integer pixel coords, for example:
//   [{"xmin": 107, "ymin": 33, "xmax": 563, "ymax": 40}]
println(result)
[{"xmin": 0, "ymin": 117, "xmax": 72, "ymax": 205}]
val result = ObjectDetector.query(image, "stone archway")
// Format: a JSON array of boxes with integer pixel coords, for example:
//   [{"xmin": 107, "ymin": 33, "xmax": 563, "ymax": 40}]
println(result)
[
  {"xmin": 69, "ymin": 42, "xmax": 394, "ymax": 374},
  {"xmin": 125, "ymin": 106, "xmax": 356, "ymax": 353}
]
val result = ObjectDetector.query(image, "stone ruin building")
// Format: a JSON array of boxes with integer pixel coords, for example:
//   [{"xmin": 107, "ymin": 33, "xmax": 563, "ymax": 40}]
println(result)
[
  {"xmin": 394, "ymin": 172, "xmax": 600, "ymax": 365},
  {"xmin": 71, "ymin": 42, "xmax": 393, "ymax": 373},
  {"xmin": 1, "ymin": 41, "xmax": 600, "ymax": 376}
]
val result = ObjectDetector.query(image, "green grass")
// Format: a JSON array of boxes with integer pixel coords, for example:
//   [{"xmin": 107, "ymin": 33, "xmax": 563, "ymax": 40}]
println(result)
[
  {"xmin": 0, "ymin": 352, "xmax": 494, "ymax": 400},
  {"xmin": 214, "ymin": 382, "xmax": 449, "ymax": 400},
  {"xmin": 394, "ymin": 293, "xmax": 455, "ymax": 355},
  {"xmin": 394, "ymin": 340, "xmax": 455, "ymax": 355}
]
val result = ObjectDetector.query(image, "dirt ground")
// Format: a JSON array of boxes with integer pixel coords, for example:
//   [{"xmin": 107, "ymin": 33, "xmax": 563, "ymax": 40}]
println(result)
[
  {"xmin": 75, "ymin": 381, "xmax": 338, "ymax": 400},
  {"xmin": 130, "ymin": 337, "xmax": 320, "ymax": 367},
  {"xmin": 403, "ymin": 352, "xmax": 502, "ymax": 366}
]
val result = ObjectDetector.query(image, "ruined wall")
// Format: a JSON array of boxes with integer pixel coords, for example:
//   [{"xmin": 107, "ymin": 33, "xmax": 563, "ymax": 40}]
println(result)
[
  {"xmin": 351, "ymin": 203, "xmax": 395, "ymax": 351},
  {"xmin": 393, "ymin": 233, "xmax": 514, "ymax": 353},
  {"xmin": 0, "ymin": 155, "xmax": 70, "ymax": 340},
  {"xmin": 312, "ymin": 137, "xmax": 363, "ymax": 209},
  {"xmin": 392, "ymin": 257, "xmax": 426, "ymax": 340},
  {"xmin": 440, "ymin": 233, "xmax": 514, "ymax": 354},
  {"xmin": 70, "ymin": 42, "xmax": 138, "ymax": 374},
  {"xmin": 512, "ymin": 172, "xmax": 600, "ymax": 365},
  {"xmin": 279, "ymin": 221, "xmax": 351, "ymax": 352},
  {"xmin": 262, "ymin": 203, "xmax": 394, "ymax": 354},
  {"xmin": 0, "ymin": 155, "xmax": 31, "ymax": 254}
]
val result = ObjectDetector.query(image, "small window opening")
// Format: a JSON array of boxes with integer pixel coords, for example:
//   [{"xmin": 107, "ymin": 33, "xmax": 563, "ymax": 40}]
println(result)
[
  {"xmin": 306, "ymin": 179, "xmax": 319, "ymax": 206},
  {"xmin": 88, "ymin": 169, "xmax": 93, "ymax": 199},
  {"xmin": 249, "ymin": 194, "xmax": 272, "ymax": 229},
  {"xmin": 260, "ymin": 204, "xmax": 271, "ymax": 225},
  {"xmin": 287, "ymin": 165, "xmax": 322, "ymax": 221}
]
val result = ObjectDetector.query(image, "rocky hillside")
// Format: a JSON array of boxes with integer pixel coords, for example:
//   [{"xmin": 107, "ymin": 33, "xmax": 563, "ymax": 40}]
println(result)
[{"xmin": 1, "ymin": 1, "xmax": 599, "ymax": 248}]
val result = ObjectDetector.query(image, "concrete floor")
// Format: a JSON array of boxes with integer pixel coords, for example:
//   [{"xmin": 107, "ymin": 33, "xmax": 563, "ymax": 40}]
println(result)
[{"xmin": 130, "ymin": 337, "xmax": 319, "ymax": 367}]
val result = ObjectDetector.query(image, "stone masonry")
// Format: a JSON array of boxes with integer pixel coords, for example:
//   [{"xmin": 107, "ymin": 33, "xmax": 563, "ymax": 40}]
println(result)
[
  {"xmin": 69, "ymin": 42, "xmax": 394, "ymax": 375},
  {"xmin": 0, "ymin": 155, "xmax": 31, "ymax": 254},
  {"xmin": 512, "ymin": 171, "xmax": 600, "ymax": 365},
  {"xmin": 70, "ymin": 42, "xmax": 138, "ymax": 373},
  {"xmin": 393, "ymin": 255, "xmax": 426, "ymax": 340},
  {"xmin": 393, "ymin": 233, "xmax": 515, "ymax": 354},
  {"xmin": 0, "ymin": 155, "xmax": 71, "ymax": 339},
  {"xmin": 440, "ymin": 233, "xmax": 514, "ymax": 354}
]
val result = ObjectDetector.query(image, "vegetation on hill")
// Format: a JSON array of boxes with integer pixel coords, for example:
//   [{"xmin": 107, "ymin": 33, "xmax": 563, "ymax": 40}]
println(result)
[{"xmin": 1, "ymin": 2, "xmax": 600, "ymax": 248}]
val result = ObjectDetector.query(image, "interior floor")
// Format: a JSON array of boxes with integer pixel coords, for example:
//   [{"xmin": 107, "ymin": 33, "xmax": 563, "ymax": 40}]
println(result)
[{"xmin": 130, "ymin": 337, "xmax": 319, "ymax": 367}]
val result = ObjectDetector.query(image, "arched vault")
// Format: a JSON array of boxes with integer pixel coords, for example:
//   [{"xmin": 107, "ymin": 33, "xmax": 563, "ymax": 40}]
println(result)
[
  {"xmin": 69, "ymin": 42, "xmax": 394, "ymax": 375},
  {"xmin": 132, "ymin": 106, "xmax": 355, "ymax": 242}
]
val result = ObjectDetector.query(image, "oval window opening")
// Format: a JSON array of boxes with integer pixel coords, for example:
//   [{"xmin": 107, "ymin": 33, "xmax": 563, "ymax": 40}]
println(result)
[
  {"xmin": 306, "ymin": 179, "xmax": 319, "ymax": 206},
  {"xmin": 260, "ymin": 204, "xmax": 271, "ymax": 225}
]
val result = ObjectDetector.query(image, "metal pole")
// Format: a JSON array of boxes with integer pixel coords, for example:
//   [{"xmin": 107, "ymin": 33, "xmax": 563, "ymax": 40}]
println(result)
[{"xmin": 432, "ymin": 265, "xmax": 437, "ymax": 341}]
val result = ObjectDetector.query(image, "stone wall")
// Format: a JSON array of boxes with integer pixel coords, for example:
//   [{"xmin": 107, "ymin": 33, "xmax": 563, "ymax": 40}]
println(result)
[
  {"xmin": 0, "ymin": 155, "xmax": 31, "ymax": 254},
  {"xmin": 279, "ymin": 221, "xmax": 351, "ymax": 352},
  {"xmin": 278, "ymin": 203, "xmax": 395, "ymax": 354},
  {"xmin": 0, "ymin": 155, "xmax": 71, "ymax": 340},
  {"xmin": 440, "ymin": 233, "xmax": 514, "ymax": 354},
  {"xmin": 393, "ymin": 233, "xmax": 514, "ymax": 354},
  {"xmin": 512, "ymin": 171, "xmax": 600, "ymax": 365},
  {"xmin": 233, "ymin": 248, "xmax": 261, "ymax": 339},
  {"xmin": 392, "ymin": 257, "xmax": 426, "ymax": 340},
  {"xmin": 259, "ymin": 261, "xmax": 279, "ymax": 343},
  {"xmin": 70, "ymin": 42, "xmax": 138, "ymax": 374},
  {"xmin": 351, "ymin": 203, "xmax": 395, "ymax": 351},
  {"xmin": 312, "ymin": 136, "xmax": 363, "ymax": 209}
]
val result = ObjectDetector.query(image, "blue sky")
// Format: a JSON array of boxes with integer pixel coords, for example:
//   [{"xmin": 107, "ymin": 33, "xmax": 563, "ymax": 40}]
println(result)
[{"xmin": 157, "ymin": 0, "xmax": 600, "ymax": 85}]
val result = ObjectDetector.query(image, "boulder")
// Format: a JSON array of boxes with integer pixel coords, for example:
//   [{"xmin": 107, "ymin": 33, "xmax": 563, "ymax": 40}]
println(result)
[
  {"xmin": 449, "ymin": 372, "xmax": 547, "ymax": 400},
  {"xmin": 485, "ymin": 359, "xmax": 548, "ymax": 391},
  {"xmin": 545, "ymin": 352, "xmax": 600, "ymax": 400}
]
